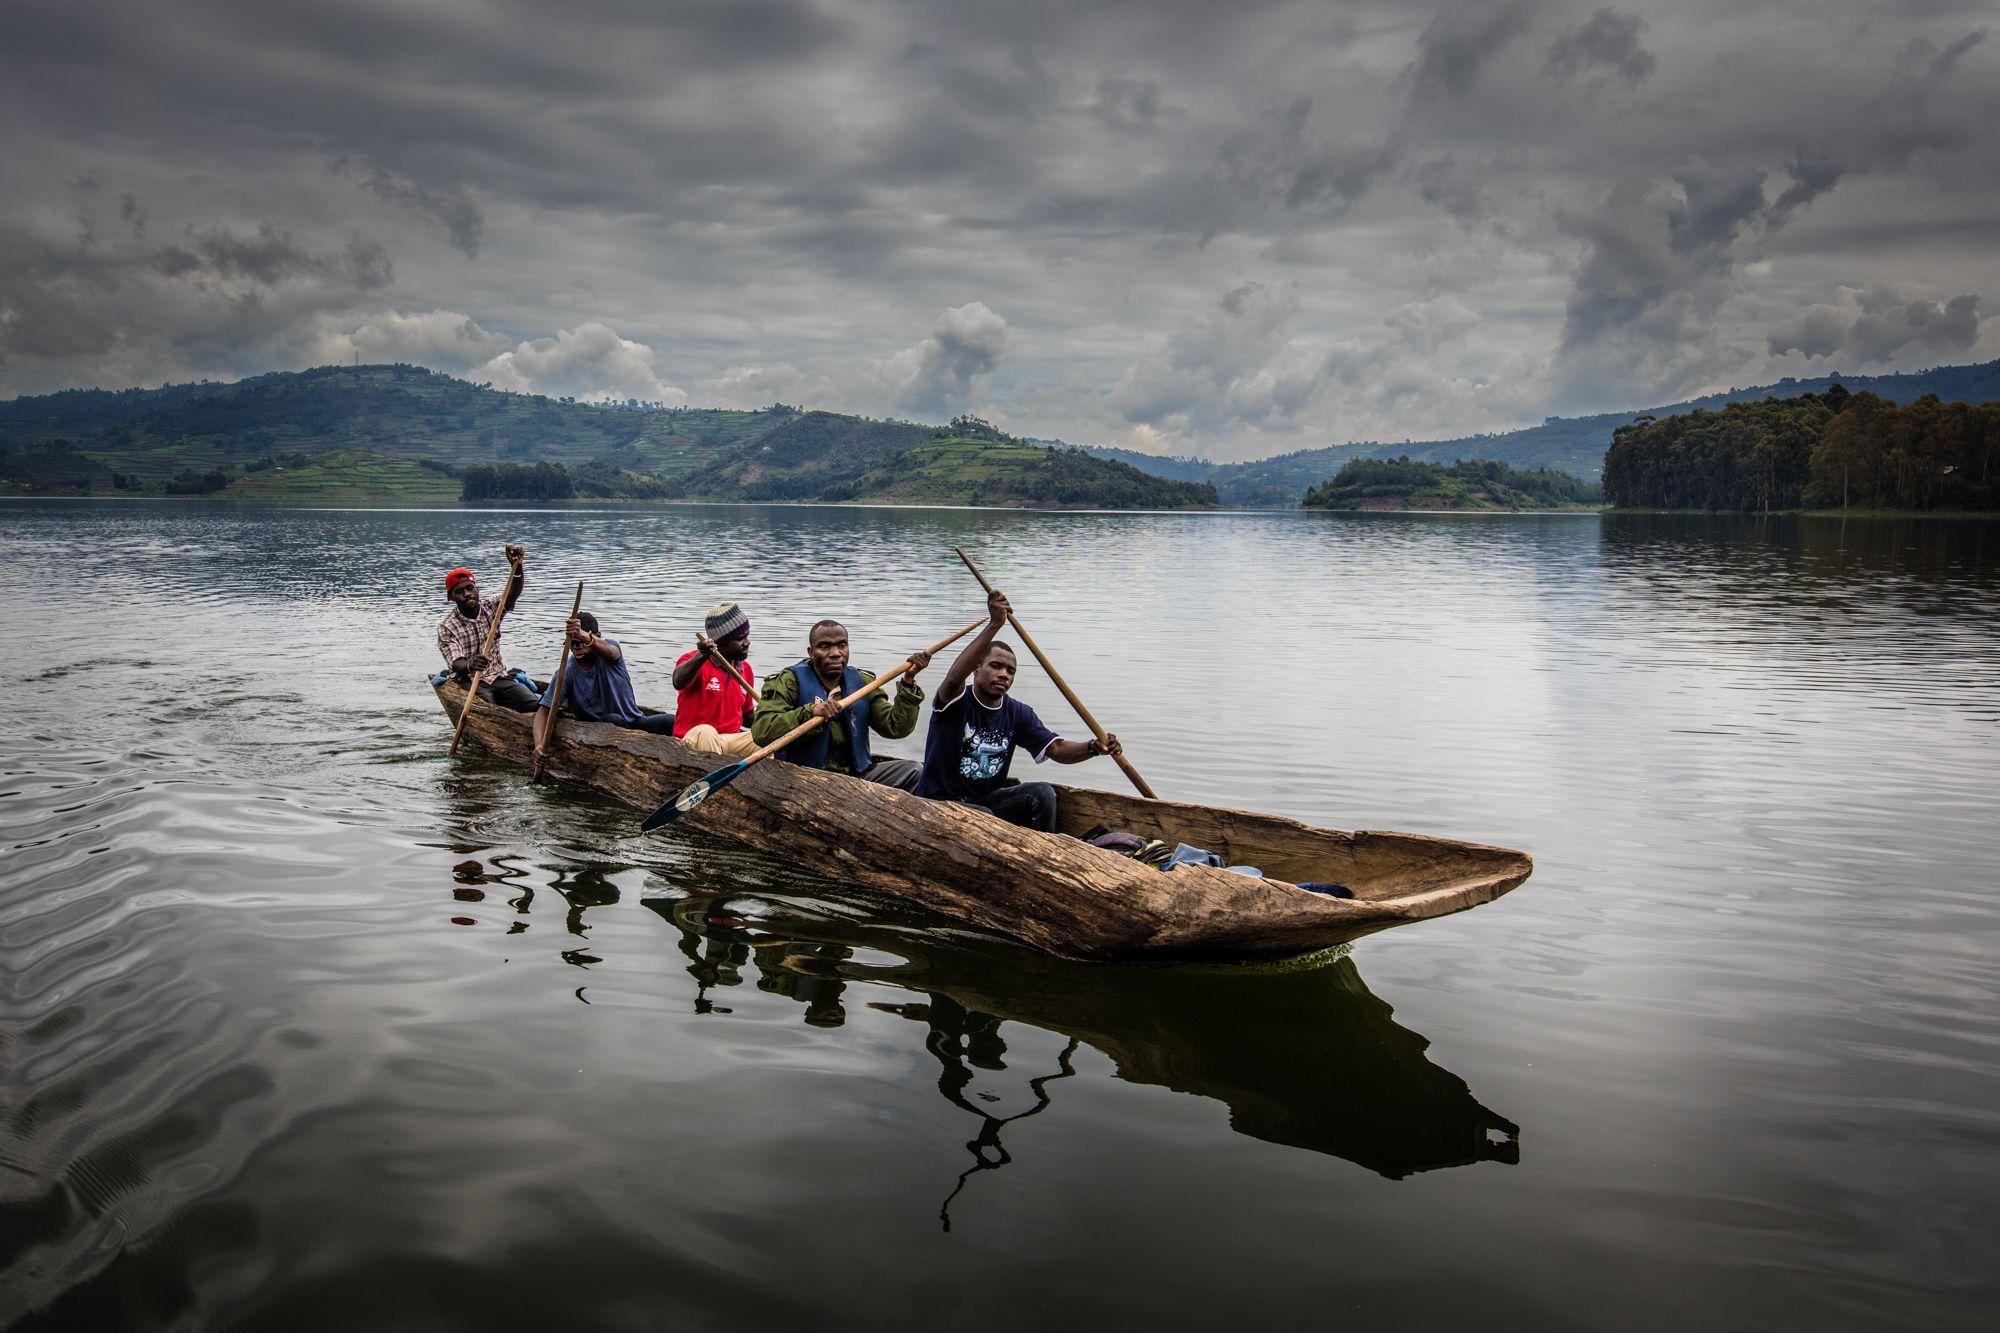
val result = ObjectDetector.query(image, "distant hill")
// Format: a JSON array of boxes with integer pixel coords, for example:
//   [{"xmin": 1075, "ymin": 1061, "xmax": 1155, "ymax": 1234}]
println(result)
[
  {"xmin": 0, "ymin": 365, "xmax": 1215, "ymax": 508},
  {"xmin": 1082, "ymin": 359, "xmax": 2000, "ymax": 504}
]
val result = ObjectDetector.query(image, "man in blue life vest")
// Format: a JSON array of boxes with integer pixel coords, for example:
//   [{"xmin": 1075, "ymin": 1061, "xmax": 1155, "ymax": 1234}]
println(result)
[
  {"xmin": 916, "ymin": 587, "xmax": 1122, "ymax": 832},
  {"xmin": 749, "ymin": 619, "xmax": 934, "ymax": 791},
  {"xmin": 530, "ymin": 611, "xmax": 677, "ymax": 754}
]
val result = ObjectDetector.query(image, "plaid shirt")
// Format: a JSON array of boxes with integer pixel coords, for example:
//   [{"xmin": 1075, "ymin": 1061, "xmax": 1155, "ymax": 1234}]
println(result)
[{"xmin": 436, "ymin": 596, "xmax": 509, "ymax": 682}]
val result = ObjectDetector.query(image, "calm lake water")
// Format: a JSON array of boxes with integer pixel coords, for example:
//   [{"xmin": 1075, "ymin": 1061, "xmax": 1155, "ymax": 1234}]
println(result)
[{"xmin": 3, "ymin": 501, "xmax": 1997, "ymax": 1330}]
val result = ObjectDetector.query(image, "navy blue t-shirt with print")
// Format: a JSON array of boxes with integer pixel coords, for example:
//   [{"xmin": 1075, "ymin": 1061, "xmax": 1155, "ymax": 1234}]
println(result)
[{"xmin": 917, "ymin": 684, "xmax": 1061, "ymax": 802}]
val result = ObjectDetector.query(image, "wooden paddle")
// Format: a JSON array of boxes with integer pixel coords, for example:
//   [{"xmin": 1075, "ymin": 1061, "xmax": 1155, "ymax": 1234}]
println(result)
[
  {"xmin": 448, "ymin": 548, "xmax": 523, "ymax": 757},
  {"xmin": 952, "ymin": 546, "xmax": 1157, "ymax": 800},
  {"xmin": 530, "ymin": 579, "xmax": 587, "ymax": 780},
  {"xmin": 641, "ymin": 616, "xmax": 986, "ymax": 831},
  {"xmin": 697, "ymin": 636, "xmax": 756, "ymax": 699}
]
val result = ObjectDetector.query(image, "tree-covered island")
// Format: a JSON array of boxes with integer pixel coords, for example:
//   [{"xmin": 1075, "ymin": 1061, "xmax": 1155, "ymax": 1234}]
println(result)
[
  {"xmin": 1603, "ymin": 388, "xmax": 2000, "ymax": 512},
  {"xmin": 1302, "ymin": 457, "xmax": 1602, "ymax": 511}
]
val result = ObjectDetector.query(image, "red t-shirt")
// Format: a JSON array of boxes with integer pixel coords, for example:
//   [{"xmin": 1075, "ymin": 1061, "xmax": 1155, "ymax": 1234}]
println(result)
[{"xmin": 673, "ymin": 651, "xmax": 756, "ymax": 737}]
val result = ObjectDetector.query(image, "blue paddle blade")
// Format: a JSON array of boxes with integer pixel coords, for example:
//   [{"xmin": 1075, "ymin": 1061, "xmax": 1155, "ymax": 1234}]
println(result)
[{"xmin": 640, "ymin": 761, "xmax": 746, "ymax": 831}]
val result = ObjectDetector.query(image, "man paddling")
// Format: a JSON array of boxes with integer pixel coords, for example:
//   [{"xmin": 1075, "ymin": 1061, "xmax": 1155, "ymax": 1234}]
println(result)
[
  {"xmin": 672, "ymin": 601, "xmax": 758, "ymax": 757},
  {"xmin": 532, "ymin": 611, "xmax": 678, "ymax": 749},
  {"xmin": 750, "ymin": 620, "xmax": 933, "ymax": 791},
  {"xmin": 916, "ymin": 588, "xmax": 1122, "ymax": 832},
  {"xmin": 436, "ymin": 545, "xmax": 539, "ymax": 711}
]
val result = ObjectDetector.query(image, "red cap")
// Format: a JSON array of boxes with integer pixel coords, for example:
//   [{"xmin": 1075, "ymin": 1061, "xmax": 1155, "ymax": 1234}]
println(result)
[{"xmin": 444, "ymin": 567, "xmax": 475, "ymax": 594}]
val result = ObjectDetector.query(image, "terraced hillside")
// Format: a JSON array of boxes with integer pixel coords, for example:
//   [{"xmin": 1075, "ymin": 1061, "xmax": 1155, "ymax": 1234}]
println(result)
[{"xmin": 0, "ymin": 365, "xmax": 1216, "ymax": 508}]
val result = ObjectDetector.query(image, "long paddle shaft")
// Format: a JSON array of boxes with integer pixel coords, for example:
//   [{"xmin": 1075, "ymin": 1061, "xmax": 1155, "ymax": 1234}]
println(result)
[
  {"xmin": 531, "ymin": 580, "xmax": 587, "ymax": 779},
  {"xmin": 641, "ymin": 616, "xmax": 987, "ymax": 830},
  {"xmin": 952, "ymin": 546, "xmax": 1157, "ymax": 800},
  {"xmin": 448, "ymin": 552, "xmax": 522, "ymax": 757}
]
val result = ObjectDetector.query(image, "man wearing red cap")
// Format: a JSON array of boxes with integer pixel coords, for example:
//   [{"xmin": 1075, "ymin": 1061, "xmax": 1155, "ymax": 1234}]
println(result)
[{"xmin": 436, "ymin": 544, "xmax": 539, "ymax": 711}]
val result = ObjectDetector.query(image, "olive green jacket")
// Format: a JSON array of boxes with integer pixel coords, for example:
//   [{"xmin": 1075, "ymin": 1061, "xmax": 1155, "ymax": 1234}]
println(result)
[{"xmin": 750, "ymin": 664, "xmax": 925, "ymax": 773}]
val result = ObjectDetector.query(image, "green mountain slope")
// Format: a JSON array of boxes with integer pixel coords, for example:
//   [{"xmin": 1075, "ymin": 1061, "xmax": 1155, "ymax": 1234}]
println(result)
[
  {"xmin": 680, "ymin": 410, "xmax": 934, "ymax": 501},
  {"xmin": 0, "ymin": 365, "xmax": 1214, "ymax": 508},
  {"xmin": 1083, "ymin": 359, "xmax": 2000, "ymax": 503},
  {"xmin": 219, "ymin": 449, "xmax": 461, "ymax": 501},
  {"xmin": 858, "ymin": 436, "xmax": 1218, "ymax": 508}
]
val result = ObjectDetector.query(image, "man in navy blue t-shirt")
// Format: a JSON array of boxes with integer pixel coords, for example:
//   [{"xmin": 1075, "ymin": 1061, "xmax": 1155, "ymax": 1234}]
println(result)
[
  {"xmin": 917, "ymin": 588, "xmax": 1124, "ymax": 832},
  {"xmin": 531, "ymin": 611, "xmax": 677, "ymax": 758}
]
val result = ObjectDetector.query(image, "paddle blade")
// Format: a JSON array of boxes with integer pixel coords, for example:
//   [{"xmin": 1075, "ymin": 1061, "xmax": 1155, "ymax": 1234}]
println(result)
[{"xmin": 640, "ymin": 762, "xmax": 745, "ymax": 831}]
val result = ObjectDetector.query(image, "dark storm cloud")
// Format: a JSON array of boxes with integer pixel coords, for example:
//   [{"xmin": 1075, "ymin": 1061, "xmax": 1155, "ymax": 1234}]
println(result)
[
  {"xmin": 1406, "ymin": 1, "xmax": 1542, "ymax": 101},
  {"xmin": 1219, "ymin": 98, "xmax": 1396, "ymax": 215},
  {"xmin": 1544, "ymin": 9, "xmax": 1655, "ymax": 85},
  {"xmin": 1768, "ymin": 288, "xmax": 1982, "ymax": 363},
  {"xmin": 0, "ymin": 184, "xmax": 397, "ymax": 373},
  {"xmin": 1, "ymin": 1, "xmax": 1995, "ymax": 445},
  {"xmin": 333, "ymin": 159, "xmax": 485, "ymax": 258},
  {"xmin": 174, "ymin": 222, "xmax": 392, "ymax": 289}
]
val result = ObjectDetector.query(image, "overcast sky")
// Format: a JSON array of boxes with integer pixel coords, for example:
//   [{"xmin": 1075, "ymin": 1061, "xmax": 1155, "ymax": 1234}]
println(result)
[{"xmin": 1, "ymin": 1, "xmax": 1994, "ymax": 458}]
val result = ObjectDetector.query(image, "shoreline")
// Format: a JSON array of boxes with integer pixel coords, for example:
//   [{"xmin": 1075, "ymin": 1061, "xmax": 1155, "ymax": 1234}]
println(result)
[{"xmin": 9, "ymin": 492, "xmax": 1999, "ymax": 519}]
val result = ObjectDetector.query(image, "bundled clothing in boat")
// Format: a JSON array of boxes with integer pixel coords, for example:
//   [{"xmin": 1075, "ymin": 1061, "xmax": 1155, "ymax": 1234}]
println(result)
[
  {"xmin": 918, "ymin": 684, "xmax": 1063, "ymax": 832},
  {"xmin": 752, "ymin": 662, "xmax": 925, "ymax": 791},
  {"xmin": 537, "ymin": 637, "xmax": 676, "ymax": 734}
]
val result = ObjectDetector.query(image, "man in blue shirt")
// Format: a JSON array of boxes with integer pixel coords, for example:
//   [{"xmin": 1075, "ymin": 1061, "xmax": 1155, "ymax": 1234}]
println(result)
[
  {"xmin": 917, "ymin": 588, "xmax": 1122, "ymax": 832},
  {"xmin": 531, "ymin": 612, "xmax": 676, "ymax": 754}
]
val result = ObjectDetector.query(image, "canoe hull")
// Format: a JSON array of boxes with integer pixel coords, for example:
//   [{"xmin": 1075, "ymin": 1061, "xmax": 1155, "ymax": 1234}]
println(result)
[{"xmin": 436, "ymin": 682, "xmax": 1531, "ymax": 962}]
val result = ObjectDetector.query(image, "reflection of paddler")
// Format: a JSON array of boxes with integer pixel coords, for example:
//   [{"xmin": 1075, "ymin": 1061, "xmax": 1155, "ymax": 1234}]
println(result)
[
  {"xmin": 640, "ymin": 895, "xmax": 1517, "ymax": 1178},
  {"xmin": 665, "ymin": 898, "xmax": 854, "ymax": 1027},
  {"xmin": 668, "ymin": 897, "xmax": 753, "ymax": 1013},
  {"xmin": 753, "ymin": 942, "xmax": 853, "ymax": 1028},
  {"xmin": 873, "ymin": 993, "xmax": 1081, "ymax": 1232},
  {"xmin": 929, "ymin": 951, "xmax": 1519, "ymax": 1177}
]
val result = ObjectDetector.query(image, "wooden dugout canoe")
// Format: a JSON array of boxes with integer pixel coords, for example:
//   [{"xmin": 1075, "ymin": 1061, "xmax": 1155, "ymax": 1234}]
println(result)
[{"xmin": 435, "ymin": 681, "xmax": 1531, "ymax": 962}]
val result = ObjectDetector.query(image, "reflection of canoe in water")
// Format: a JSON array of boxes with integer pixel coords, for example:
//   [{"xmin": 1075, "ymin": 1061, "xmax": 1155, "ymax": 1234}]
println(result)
[
  {"xmin": 648, "ymin": 893, "xmax": 1519, "ymax": 1181},
  {"xmin": 438, "ymin": 681, "xmax": 1531, "ymax": 962}
]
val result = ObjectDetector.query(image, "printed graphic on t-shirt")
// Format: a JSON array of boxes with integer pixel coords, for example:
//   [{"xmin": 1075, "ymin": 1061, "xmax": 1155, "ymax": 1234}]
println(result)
[{"xmin": 959, "ymin": 721, "xmax": 1013, "ymax": 781}]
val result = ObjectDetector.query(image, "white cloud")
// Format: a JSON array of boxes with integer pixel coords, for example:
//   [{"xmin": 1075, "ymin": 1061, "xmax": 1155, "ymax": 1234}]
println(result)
[
  {"xmin": 306, "ymin": 309, "xmax": 510, "ymax": 371},
  {"xmin": 880, "ymin": 302, "xmax": 1010, "ymax": 415},
  {"xmin": 475, "ymin": 322, "xmax": 687, "ymax": 404},
  {"xmin": 698, "ymin": 361, "xmax": 838, "ymax": 409}
]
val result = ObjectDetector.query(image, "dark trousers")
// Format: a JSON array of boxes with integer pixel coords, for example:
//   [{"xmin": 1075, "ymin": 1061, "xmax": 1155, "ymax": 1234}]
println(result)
[
  {"xmin": 478, "ymin": 675, "xmax": 543, "ymax": 713},
  {"xmin": 855, "ymin": 757, "xmax": 922, "ymax": 792},
  {"xmin": 970, "ymin": 781, "xmax": 1058, "ymax": 833},
  {"xmin": 620, "ymin": 713, "xmax": 678, "ymax": 735}
]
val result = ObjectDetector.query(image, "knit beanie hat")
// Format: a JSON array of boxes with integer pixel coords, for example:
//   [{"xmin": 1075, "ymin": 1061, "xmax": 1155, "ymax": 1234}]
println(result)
[{"xmin": 705, "ymin": 601, "xmax": 750, "ymax": 641}]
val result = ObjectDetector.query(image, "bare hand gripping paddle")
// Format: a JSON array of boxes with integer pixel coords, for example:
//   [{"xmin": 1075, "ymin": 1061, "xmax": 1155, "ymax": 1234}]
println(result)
[{"xmin": 640, "ymin": 616, "xmax": 985, "ymax": 831}]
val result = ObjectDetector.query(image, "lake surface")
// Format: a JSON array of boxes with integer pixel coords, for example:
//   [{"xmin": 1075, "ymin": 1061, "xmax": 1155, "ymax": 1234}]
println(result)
[{"xmin": 3, "ymin": 501, "xmax": 1997, "ymax": 1330}]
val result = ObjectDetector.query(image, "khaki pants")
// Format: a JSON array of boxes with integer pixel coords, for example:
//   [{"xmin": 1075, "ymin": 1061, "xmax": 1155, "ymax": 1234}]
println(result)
[{"xmin": 680, "ymin": 724, "xmax": 758, "ymax": 757}]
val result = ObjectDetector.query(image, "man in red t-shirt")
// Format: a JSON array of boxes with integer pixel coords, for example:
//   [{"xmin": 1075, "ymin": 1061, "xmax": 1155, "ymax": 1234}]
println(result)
[{"xmin": 672, "ymin": 601, "xmax": 758, "ymax": 756}]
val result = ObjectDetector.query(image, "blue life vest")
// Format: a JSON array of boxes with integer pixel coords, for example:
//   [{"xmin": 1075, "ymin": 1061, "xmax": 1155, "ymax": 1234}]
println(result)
[{"xmin": 780, "ymin": 661, "xmax": 875, "ymax": 774}]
